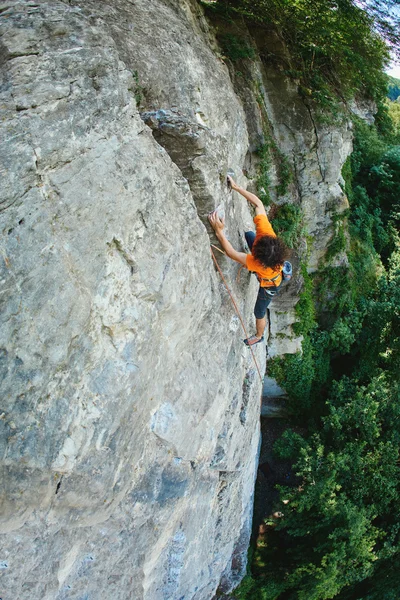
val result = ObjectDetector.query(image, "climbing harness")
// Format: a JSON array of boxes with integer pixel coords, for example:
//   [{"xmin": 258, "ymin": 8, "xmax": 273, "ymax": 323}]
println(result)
[
  {"xmin": 256, "ymin": 272, "xmax": 282, "ymax": 297},
  {"xmin": 257, "ymin": 272, "xmax": 282, "ymax": 287},
  {"xmin": 241, "ymin": 262, "xmax": 293, "ymax": 291},
  {"xmin": 210, "ymin": 246, "xmax": 264, "ymax": 384}
]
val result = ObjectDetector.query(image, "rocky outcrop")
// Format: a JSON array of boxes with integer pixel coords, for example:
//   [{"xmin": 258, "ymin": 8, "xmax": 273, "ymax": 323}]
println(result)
[{"xmin": 0, "ymin": 1, "xmax": 356, "ymax": 598}]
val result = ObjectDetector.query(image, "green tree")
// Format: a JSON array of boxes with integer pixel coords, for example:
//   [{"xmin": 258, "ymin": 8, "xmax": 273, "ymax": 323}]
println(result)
[{"xmin": 387, "ymin": 100, "xmax": 400, "ymax": 141}]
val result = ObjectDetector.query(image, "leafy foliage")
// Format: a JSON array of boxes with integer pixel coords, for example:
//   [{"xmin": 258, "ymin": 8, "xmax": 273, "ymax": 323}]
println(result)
[
  {"xmin": 254, "ymin": 86, "xmax": 293, "ymax": 202},
  {"xmin": 269, "ymin": 337, "xmax": 315, "ymax": 412},
  {"xmin": 387, "ymin": 100, "xmax": 400, "ymax": 141},
  {"xmin": 325, "ymin": 219, "xmax": 347, "ymax": 261},
  {"xmin": 255, "ymin": 142, "xmax": 273, "ymax": 205},
  {"xmin": 272, "ymin": 204, "xmax": 303, "ymax": 249},
  {"xmin": 255, "ymin": 140, "xmax": 293, "ymax": 204},
  {"xmin": 219, "ymin": 33, "xmax": 256, "ymax": 61},
  {"xmin": 211, "ymin": 0, "xmax": 390, "ymax": 109}
]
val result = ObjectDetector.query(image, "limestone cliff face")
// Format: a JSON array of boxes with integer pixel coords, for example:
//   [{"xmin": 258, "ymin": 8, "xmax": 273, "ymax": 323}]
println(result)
[{"xmin": 0, "ymin": 1, "xmax": 353, "ymax": 598}]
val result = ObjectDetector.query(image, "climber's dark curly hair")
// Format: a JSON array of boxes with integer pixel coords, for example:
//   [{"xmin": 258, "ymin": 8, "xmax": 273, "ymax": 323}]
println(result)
[{"xmin": 252, "ymin": 235, "xmax": 290, "ymax": 270}]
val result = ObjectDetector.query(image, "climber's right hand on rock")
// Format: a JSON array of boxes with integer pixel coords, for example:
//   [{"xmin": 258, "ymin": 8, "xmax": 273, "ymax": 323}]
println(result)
[{"xmin": 208, "ymin": 210, "xmax": 225, "ymax": 233}]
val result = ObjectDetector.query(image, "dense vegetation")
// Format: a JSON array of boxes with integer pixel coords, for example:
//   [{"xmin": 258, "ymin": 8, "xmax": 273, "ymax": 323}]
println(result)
[{"xmin": 387, "ymin": 95, "xmax": 400, "ymax": 140}]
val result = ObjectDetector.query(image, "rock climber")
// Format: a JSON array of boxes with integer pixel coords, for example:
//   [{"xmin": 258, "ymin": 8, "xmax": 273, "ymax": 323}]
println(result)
[{"xmin": 208, "ymin": 176, "xmax": 290, "ymax": 347}]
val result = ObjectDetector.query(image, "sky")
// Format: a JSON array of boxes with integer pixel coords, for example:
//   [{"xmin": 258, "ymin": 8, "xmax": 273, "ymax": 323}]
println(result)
[
  {"xmin": 384, "ymin": 3, "xmax": 400, "ymax": 79},
  {"xmin": 387, "ymin": 63, "xmax": 400, "ymax": 79},
  {"xmin": 359, "ymin": 0, "xmax": 400, "ymax": 79}
]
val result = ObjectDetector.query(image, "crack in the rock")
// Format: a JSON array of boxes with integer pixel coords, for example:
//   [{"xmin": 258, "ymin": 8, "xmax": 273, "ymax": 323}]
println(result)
[
  {"xmin": 282, "ymin": 121, "xmax": 297, "ymax": 141},
  {"xmin": 33, "ymin": 150, "xmax": 62, "ymax": 205},
  {"xmin": 101, "ymin": 324, "xmax": 118, "ymax": 351},
  {"xmin": 14, "ymin": 85, "xmax": 74, "ymax": 112},
  {"xmin": 55, "ymin": 475, "xmax": 63, "ymax": 495},
  {"xmin": 0, "ymin": 198, "xmax": 18, "ymax": 213},
  {"xmin": 291, "ymin": 150, "xmax": 303, "ymax": 205},
  {"xmin": 8, "ymin": 51, "xmax": 40, "ymax": 61},
  {"xmin": 109, "ymin": 237, "xmax": 138, "ymax": 274},
  {"xmin": 266, "ymin": 307, "xmax": 272, "ymax": 345},
  {"xmin": 303, "ymin": 102, "xmax": 325, "ymax": 183},
  {"xmin": 141, "ymin": 109, "xmax": 222, "ymax": 222}
]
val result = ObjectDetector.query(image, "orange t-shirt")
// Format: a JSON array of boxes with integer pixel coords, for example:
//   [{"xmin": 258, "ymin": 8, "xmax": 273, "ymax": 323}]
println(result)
[{"xmin": 246, "ymin": 214, "xmax": 283, "ymax": 287}]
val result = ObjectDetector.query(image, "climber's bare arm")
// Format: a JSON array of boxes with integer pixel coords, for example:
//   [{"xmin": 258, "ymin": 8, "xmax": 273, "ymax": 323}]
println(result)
[
  {"xmin": 208, "ymin": 212, "xmax": 248, "ymax": 266},
  {"xmin": 228, "ymin": 175, "xmax": 266, "ymax": 216}
]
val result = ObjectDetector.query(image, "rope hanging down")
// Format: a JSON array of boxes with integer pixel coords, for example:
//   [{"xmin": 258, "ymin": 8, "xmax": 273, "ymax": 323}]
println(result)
[{"xmin": 210, "ymin": 246, "xmax": 264, "ymax": 384}]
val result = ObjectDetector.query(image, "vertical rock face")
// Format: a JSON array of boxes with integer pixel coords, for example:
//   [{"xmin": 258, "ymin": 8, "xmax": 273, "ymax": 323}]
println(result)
[
  {"xmin": 0, "ymin": 1, "xmax": 354, "ymax": 598},
  {"xmin": 0, "ymin": 2, "xmax": 263, "ymax": 598}
]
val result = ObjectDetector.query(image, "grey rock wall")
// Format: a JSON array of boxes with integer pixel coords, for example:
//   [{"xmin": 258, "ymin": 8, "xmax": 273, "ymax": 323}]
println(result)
[
  {"xmin": 1, "ymin": 2, "xmax": 263, "ymax": 598},
  {"xmin": 0, "ymin": 1, "xmax": 356, "ymax": 598}
]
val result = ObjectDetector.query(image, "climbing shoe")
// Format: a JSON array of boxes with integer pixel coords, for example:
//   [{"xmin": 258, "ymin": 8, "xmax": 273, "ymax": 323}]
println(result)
[{"xmin": 244, "ymin": 335, "xmax": 264, "ymax": 347}]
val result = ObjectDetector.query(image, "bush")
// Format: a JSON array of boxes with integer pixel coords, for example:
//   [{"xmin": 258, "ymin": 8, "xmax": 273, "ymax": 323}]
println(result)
[
  {"xmin": 219, "ymin": 33, "xmax": 256, "ymax": 61},
  {"xmin": 272, "ymin": 204, "xmax": 303, "ymax": 249},
  {"xmin": 269, "ymin": 336, "xmax": 315, "ymax": 411},
  {"xmin": 293, "ymin": 263, "xmax": 316, "ymax": 336},
  {"xmin": 325, "ymin": 220, "xmax": 347, "ymax": 261},
  {"xmin": 255, "ymin": 142, "xmax": 272, "ymax": 205}
]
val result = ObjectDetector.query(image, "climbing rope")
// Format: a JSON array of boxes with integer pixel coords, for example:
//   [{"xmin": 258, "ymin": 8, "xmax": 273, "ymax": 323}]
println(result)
[{"xmin": 210, "ymin": 246, "xmax": 264, "ymax": 384}]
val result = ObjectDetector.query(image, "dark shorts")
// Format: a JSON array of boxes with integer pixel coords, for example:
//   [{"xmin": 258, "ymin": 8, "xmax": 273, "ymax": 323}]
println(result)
[
  {"xmin": 254, "ymin": 285, "xmax": 280, "ymax": 319},
  {"xmin": 245, "ymin": 230, "xmax": 281, "ymax": 319}
]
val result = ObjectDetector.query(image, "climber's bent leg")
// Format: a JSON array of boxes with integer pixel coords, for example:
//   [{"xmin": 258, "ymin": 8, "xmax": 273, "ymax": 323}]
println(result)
[
  {"xmin": 244, "ymin": 287, "xmax": 272, "ymax": 346},
  {"xmin": 254, "ymin": 286, "xmax": 272, "ymax": 337}
]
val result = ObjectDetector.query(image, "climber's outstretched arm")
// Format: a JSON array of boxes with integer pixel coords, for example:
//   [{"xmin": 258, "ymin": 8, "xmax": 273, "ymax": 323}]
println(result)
[
  {"xmin": 228, "ymin": 176, "xmax": 266, "ymax": 216},
  {"xmin": 209, "ymin": 212, "xmax": 247, "ymax": 266}
]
